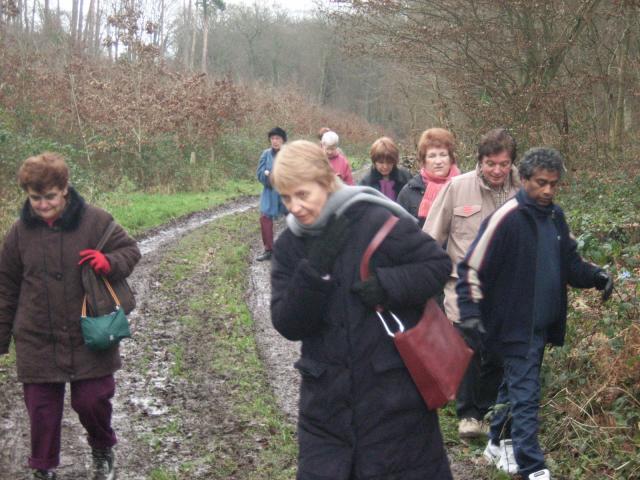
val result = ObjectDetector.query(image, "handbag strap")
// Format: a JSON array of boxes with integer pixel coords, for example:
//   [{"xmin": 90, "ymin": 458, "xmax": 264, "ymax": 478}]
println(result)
[
  {"xmin": 359, "ymin": 215, "xmax": 400, "ymax": 281},
  {"xmin": 359, "ymin": 214, "xmax": 403, "ymax": 330},
  {"xmin": 82, "ymin": 277, "xmax": 121, "ymax": 317},
  {"xmin": 96, "ymin": 221, "xmax": 117, "ymax": 252}
]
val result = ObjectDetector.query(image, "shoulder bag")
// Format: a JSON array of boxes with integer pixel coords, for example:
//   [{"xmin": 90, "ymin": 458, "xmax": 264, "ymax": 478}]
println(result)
[
  {"xmin": 361, "ymin": 215, "xmax": 473, "ymax": 410},
  {"xmin": 81, "ymin": 221, "xmax": 136, "ymax": 316},
  {"xmin": 81, "ymin": 278, "xmax": 131, "ymax": 351}
]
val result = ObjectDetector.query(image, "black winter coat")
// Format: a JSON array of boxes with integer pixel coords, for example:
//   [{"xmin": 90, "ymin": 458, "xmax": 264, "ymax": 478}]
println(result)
[
  {"xmin": 397, "ymin": 173, "xmax": 426, "ymax": 227},
  {"xmin": 271, "ymin": 202, "xmax": 453, "ymax": 480},
  {"xmin": 358, "ymin": 166, "xmax": 412, "ymax": 201}
]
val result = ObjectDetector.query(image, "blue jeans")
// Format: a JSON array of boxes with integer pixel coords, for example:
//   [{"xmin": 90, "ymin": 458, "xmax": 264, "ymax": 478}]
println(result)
[{"xmin": 490, "ymin": 331, "xmax": 546, "ymax": 477}]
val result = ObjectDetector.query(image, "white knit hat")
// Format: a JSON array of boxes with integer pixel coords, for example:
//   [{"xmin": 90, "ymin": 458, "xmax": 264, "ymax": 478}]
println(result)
[{"xmin": 321, "ymin": 130, "xmax": 339, "ymax": 147}]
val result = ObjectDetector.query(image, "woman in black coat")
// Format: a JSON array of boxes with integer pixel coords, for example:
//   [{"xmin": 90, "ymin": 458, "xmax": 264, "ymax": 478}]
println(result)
[
  {"xmin": 358, "ymin": 136, "xmax": 412, "ymax": 201},
  {"xmin": 270, "ymin": 140, "xmax": 453, "ymax": 480}
]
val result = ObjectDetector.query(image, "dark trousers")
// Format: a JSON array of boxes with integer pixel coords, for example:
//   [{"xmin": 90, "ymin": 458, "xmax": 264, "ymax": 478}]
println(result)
[
  {"xmin": 23, "ymin": 375, "xmax": 117, "ymax": 470},
  {"xmin": 260, "ymin": 214, "xmax": 274, "ymax": 251},
  {"xmin": 490, "ymin": 331, "xmax": 547, "ymax": 477},
  {"xmin": 456, "ymin": 350, "xmax": 502, "ymax": 421}
]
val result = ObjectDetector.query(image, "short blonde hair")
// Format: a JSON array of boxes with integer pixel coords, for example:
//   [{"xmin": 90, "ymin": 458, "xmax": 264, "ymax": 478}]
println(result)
[
  {"xmin": 370, "ymin": 137, "xmax": 399, "ymax": 166},
  {"xmin": 272, "ymin": 140, "xmax": 339, "ymax": 193},
  {"xmin": 417, "ymin": 128, "xmax": 457, "ymax": 166}
]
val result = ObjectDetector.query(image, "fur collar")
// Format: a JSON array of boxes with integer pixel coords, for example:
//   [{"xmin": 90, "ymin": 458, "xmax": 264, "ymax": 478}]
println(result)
[{"xmin": 21, "ymin": 186, "xmax": 86, "ymax": 231}]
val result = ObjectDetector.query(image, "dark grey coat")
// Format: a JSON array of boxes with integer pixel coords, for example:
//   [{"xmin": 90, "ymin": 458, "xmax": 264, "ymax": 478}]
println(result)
[
  {"xmin": 271, "ymin": 202, "xmax": 453, "ymax": 480},
  {"xmin": 358, "ymin": 166, "xmax": 412, "ymax": 200},
  {"xmin": 0, "ymin": 188, "xmax": 140, "ymax": 383},
  {"xmin": 397, "ymin": 173, "xmax": 426, "ymax": 227}
]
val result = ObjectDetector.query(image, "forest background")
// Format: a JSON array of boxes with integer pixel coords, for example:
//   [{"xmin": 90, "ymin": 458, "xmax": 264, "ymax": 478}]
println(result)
[{"xmin": 0, "ymin": 0, "xmax": 638, "ymax": 478}]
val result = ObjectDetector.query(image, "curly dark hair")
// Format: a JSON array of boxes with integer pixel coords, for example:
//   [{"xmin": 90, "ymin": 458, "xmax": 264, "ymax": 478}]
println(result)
[{"xmin": 518, "ymin": 147, "xmax": 565, "ymax": 180}]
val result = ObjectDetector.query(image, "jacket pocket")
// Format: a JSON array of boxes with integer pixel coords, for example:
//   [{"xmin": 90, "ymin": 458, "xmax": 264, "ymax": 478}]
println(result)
[
  {"xmin": 294, "ymin": 356, "xmax": 328, "ymax": 379},
  {"xmin": 453, "ymin": 204, "xmax": 482, "ymax": 217},
  {"xmin": 452, "ymin": 204, "xmax": 483, "ymax": 243},
  {"xmin": 295, "ymin": 357, "xmax": 344, "ymax": 423}
]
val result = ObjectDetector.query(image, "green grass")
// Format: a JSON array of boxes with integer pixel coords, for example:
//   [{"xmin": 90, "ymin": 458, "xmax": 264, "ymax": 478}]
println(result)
[{"xmin": 95, "ymin": 179, "xmax": 259, "ymax": 237}]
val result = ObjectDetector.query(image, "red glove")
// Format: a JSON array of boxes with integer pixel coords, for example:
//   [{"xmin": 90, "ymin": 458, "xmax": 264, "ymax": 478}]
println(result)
[{"xmin": 78, "ymin": 249, "xmax": 111, "ymax": 275}]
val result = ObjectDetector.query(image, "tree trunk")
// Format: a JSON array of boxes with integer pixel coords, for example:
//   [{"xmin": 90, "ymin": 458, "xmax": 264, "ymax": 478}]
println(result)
[
  {"xmin": 94, "ymin": 0, "xmax": 101, "ymax": 54},
  {"xmin": 84, "ymin": 0, "xmax": 95, "ymax": 47},
  {"xmin": 158, "ymin": 0, "xmax": 165, "ymax": 55},
  {"xmin": 71, "ymin": 0, "xmax": 78, "ymax": 44},
  {"xmin": 610, "ymin": 27, "xmax": 630, "ymax": 160},
  {"xmin": 77, "ymin": 0, "xmax": 84, "ymax": 43},
  {"xmin": 182, "ymin": 0, "xmax": 193, "ymax": 69},
  {"xmin": 201, "ymin": 7, "xmax": 209, "ymax": 74},
  {"xmin": 30, "ymin": 0, "xmax": 35, "ymax": 34},
  {"xmin": 189, "ymin": 3, "xmax": 197, "ymax": 71},
  {"xmin": 43, "ymin": 0, "xmax": 50, "ymax": 30}
]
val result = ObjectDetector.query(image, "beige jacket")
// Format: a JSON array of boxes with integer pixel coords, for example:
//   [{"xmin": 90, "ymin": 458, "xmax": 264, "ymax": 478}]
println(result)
[{"xmin": 423, "ymin": 166, "xmax": 520, "ymax": 320}]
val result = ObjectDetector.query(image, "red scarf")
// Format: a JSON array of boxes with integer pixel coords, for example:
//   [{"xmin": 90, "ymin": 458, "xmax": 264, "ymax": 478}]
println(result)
[{"xmin": 418, "ymin": 164, "xmax": 461, "ymax": 219}]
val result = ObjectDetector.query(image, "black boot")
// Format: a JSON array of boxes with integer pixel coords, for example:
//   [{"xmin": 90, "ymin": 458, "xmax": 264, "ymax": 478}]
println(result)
[
  {"xmin": 33, "ymin": 470, "xmax": 56, "ymax": 480},
  {"xmin": 256, "ymin": 250, "xmax": 272, "ymax": 261},
  {"xmin": 92, "ymin": 447, "xmax": 116, "ymax": 480}
]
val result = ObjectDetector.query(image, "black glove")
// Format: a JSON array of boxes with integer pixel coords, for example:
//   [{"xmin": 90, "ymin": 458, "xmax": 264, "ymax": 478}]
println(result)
[
  {"xmin": 351, "ymin": 275, "xmax": 388, "ymax": 308},
  {"xmin": 594, "ymin": 271, "xmax": 614, "ymax": 302},
  {"xmin": 455, "ymin": 317, "xmax": 486, "ymax": 353},
  {"xmin": 307, "ymin": 214, "xmax": 351, "ymax": 275}
]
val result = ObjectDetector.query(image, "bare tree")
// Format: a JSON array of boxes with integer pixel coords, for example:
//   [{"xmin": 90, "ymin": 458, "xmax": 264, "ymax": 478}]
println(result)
[{"xmin": 199, "ymin": 0, "xmax": 224, "ymax": 74}]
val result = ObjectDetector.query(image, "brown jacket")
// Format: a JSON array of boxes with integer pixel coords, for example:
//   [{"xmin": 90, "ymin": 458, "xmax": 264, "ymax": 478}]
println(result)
[
  {"xmin": 0, "ymin": 188, "xmax": 141, "ymax": 383},
  {"xmin": 423, "ymin": 166, "xmax": 519, "ymax": 321}
]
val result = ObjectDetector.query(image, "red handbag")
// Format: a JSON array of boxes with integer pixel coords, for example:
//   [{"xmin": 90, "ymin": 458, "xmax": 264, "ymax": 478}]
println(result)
[{"xmin": 360, "ymin": 215, "xmax": 473, "ymax": 410}]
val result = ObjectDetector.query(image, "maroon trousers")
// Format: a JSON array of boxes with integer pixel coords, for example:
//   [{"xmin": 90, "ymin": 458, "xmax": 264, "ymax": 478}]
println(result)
[
  {"xmin": 23, "ymin": 375, "xmax": 117, "ymax": 470},
  {"xmin": 260, "ymin": 214, "xmax": 274, "ymax": 252}
]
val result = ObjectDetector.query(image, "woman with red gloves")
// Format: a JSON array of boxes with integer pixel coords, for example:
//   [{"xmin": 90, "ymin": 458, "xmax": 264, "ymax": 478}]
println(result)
[{"xmin": 0, "ymin": 152, "xmax": 140, "ymax": 480}]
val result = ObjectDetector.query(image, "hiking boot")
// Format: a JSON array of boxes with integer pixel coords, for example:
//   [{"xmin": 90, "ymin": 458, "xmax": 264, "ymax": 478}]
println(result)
[
  {"xmin": 458, "ymin": 418, "xmax": 489, "ymax": 438},
  {"xmin": 496, "ymin": 439, "xmax": 518, "ymax": 474},
  {"xmin": 33, "ymin": 470, "xmax": 56, "ymax": 480},
  {"xmin": 483, "ymin": 439, "xmax": 502, "ymax": 465},
  {"xmin": 92, "ymin": 447, "xmax": 116, "ymax": 480},
  {"xmin": 256, "ymin": 250, "xmax": 272, "ymax": 261},
  {"xmin": 529, "ymin": 469, "xmax": 551, "ymax": 480}
]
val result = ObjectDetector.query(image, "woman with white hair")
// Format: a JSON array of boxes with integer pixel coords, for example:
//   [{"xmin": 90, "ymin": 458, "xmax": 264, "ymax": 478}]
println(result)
[
  {"xmin": 321, "ymin": 130, "xmax": 354, "ymax": 185},
  {"xmin": 270, "ymin": 140, "xmax": 453, "ymax": 479}
]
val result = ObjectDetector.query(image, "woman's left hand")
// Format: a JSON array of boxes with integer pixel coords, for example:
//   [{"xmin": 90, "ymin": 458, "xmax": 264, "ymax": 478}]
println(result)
[
  {"xmin": 351, "ymin": 275, "xmax": 388, "ymax": 308},
  {"xmin": 78, "ymin": 249, "xmax": 112, "ymax": 275}
]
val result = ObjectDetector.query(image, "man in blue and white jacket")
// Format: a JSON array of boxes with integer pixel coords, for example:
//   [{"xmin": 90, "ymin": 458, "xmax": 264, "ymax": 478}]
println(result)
[{"xmin": 455, "ymin": 147, "xmax": 613, "ymax": 480}]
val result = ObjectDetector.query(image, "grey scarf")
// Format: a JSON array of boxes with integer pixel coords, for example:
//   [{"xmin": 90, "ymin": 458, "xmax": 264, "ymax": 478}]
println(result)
[{"xmin": 287, "ymin": 183, "xmax": 416, "ymax": 237}]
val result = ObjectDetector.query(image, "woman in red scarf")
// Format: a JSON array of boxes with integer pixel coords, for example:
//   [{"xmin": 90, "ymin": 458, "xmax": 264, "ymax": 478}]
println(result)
[{"xmin": 398, "ymin": 128, "xmax": 461, "ymax": 227}]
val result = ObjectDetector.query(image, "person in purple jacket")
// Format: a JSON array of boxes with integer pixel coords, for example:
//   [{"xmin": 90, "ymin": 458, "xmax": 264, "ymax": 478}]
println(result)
[{"xmin": 455, "ymin": 147, "xmax": 613, "ymax": 480}]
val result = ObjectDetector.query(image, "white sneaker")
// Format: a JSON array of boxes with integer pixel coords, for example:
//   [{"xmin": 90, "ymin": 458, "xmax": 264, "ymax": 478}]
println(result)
[
  {"xmin": 483, "ymin": 440, "xmax": 501, "ymax": 465},
  {"xmin": 529, "ymin": 469, "xmax": 551, "ymax": 480},
  {"xmin": 458, "ymin": 418, "xmax": 489, "ymax": 438},
  {"xmin": 496, "ymin": 439, "xmax": 519, "ymax": 474}
]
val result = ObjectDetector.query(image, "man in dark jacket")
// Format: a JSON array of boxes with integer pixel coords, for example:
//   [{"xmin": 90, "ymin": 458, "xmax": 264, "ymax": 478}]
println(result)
[{"xmin": 456, "ymin": 148, "xmax": 613, "ymax": 480}]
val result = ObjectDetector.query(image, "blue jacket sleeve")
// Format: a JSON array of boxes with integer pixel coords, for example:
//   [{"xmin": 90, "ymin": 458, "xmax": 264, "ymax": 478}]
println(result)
[
  {"xmin": 256, "ymin": 150, "xmax": 271, "ymax": 188},
  {"xmin": 557, "ymin": 210, "xmax": 602, "ymax": 288}
]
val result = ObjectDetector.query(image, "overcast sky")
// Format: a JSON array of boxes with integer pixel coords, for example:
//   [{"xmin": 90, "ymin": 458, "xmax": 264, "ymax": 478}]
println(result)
[{"xmin": 57, "ymin": 0, "xmax": 324, "ymax": 16}]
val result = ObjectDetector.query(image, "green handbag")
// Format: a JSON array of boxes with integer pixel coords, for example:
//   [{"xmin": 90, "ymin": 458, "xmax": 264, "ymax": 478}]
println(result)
[{"xmin": 81, "ymin": 277, "xmax": 131, "ymax": 351}]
